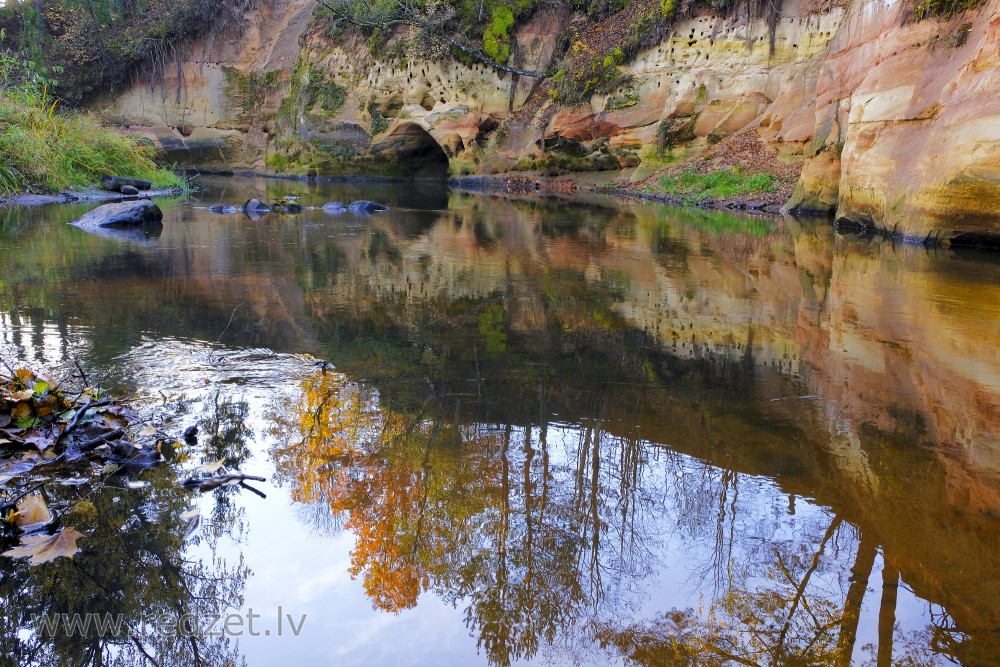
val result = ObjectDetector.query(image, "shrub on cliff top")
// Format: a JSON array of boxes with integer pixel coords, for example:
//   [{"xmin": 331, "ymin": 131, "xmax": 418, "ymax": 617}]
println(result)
[
  {"xmin": 912, "ymin": 0, "xmax": 981, "ymax": 19},
  {"xmin": 0, "ymin": 0, "xmax": 248, "ymax": 103}
]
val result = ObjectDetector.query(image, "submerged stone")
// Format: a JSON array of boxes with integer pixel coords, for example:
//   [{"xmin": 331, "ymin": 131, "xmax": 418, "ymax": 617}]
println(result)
[
  {"xmin": 208, "ymin": 205, "xmax": 242, "ymax": 214},
  {"xmin": 322, "ymin": 201, "xmax": 348, "ymax": 215}
]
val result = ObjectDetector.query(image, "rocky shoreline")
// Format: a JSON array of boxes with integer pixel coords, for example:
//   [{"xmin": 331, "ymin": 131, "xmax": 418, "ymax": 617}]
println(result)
[{"xmin": 0, "ymin": 187, "xmax": 186, "ymax": 207}]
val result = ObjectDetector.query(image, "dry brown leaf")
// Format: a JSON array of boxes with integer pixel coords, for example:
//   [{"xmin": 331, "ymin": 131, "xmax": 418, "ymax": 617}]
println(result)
[
  {"xmin": 179, "ymin": 509, "xmax": 199, "ymax": 520},
  {"xmin": 193, "ymin": 458, "xmax": 226, "ymax": 474},
  {"xmin": 138, "ymin": 425, "xmax": 156, "ymax": 437},
  {"xmin": 3, "ymin": 527, "xmax": 85, "ymax": 566},
  {"xmin": 22, "ymin": 426, "xmax": 58, "ymax": 453},
  {"xmin": 14, "ymin": 495, "xmax": 53, "ymax": 530},
  {"xmin": 13, "ymin": 389, "xmax": 34, "ymax": 401},
  {"xmin": 11, "ymin": 403, "xmax": 32, "ymax": 420}
]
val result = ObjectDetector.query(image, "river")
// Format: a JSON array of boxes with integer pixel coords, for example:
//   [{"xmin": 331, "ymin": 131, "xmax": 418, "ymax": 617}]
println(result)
[{"xmin": 0, "ymin": 175, "xmax": 998, "ymax": 666}]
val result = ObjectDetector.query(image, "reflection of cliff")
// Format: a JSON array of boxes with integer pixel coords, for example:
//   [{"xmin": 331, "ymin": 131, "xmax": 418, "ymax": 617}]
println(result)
[
  {"xmin": 280, "ymin": 197, "xmax": 1000, "ymax": 665},
  {"xmin": 4, "ymin": 187, "xmax": 1000, "ymax": 664}
]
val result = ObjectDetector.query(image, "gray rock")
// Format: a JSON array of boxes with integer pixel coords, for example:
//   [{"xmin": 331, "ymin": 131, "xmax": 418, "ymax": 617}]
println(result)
[
  {"xmin": 322, "ymin": 201, "xmax": 348, "ymax": 215},
  {"xmin": 208, "ymin": 205, "xmax": 241, "ymax": 214},
  {"xmin": 242, "ymin": 199, "xmax": 271, "ymax": 220},
  {"xmin": 71, "ymin": 200, "xmax": 163, "ymax": 230},
  {"xmin": 100, "ymin": 175, "xmax": 153, "ymax": 192},
  {"xmin": 348, "ymin": 200, "xmax": 389, "ymax": 215},
  {"xmin": 119, "ymin": 185, "xmax": 140, "ymax": 196},
  {"xmin": 242, "ymin": 198, "xmax": 271, "ymax": 213}
]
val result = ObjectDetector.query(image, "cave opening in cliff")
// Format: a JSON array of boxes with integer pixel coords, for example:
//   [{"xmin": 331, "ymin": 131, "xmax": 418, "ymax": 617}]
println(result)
[{"xmin": 372, "ymin": 122, "xmax": 450, "ymax": 180}]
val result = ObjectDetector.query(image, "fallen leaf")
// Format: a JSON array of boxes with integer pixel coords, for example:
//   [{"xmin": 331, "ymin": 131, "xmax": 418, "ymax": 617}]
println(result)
[
  {"xmin": 14, "ymin": 369, "xmax": 34, "ymax": 384},
  {"xmin": 22, "ymin": 427, "xmax": 58, "ymax": 453},
  {"xmin": 0, "ymin": 415, "xmax": 10, "ymax": 428},
  {"xmin": 100, "ymin": 463, "xmax": 120, "ymax": 476},
  {"xmin": 13, "ymin": 495, "xmax": 53, "ymax": 531},
  {"xmin": 15, "ymin": 416, "xmax": 39, "ymax": 430},
  {"xmin": 32, "ymin": 381, "xmax": 49, "ymax": 395},
  {"xmin": 138, "ymin": 425, "xmax": 156, "ymax": 437},
  {"xmin": 12, "ymin": 402, "xmax": 32, "ymax": 420},
  {"xmin": 193, "ymin": 458, "xmax": 226, "ymax": 474},
  {"xmin": 0, "ymin": 452, "xmax": 42, "ymax": 484},
  {"xmin": 13, "ymin": 389, "xmax": 34, "ymax": 401},
  {"xmin": 179, "ymin": 508, "xmax": 199, "ymax": 520},
  {"xmin": 100, "ymin": 413, "xmax": 128, "ymax": 430},
  {"xmin": 3, "ymin": 527, "xmax": 85, "ymax": 566}
]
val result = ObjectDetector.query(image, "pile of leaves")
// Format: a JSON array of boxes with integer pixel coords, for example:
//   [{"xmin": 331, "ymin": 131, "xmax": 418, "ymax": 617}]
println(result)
[{"xmin": 0, "ymin": 366, "xmax": 162, "ymax": 565}]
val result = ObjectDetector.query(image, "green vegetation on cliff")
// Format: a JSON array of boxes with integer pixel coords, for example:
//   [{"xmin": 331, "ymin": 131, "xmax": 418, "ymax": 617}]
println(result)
[{"xmin": 650, "ymin": 168, "xmax": 777, "ymax": 204}]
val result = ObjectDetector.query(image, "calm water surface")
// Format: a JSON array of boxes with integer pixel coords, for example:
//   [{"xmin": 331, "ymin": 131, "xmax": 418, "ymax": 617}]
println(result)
[{"xmin": 0, "ymin": 176, "xmax": 999, "ymax": 666}]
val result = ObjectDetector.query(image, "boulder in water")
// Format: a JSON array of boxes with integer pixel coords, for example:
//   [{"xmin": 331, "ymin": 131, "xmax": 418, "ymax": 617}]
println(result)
[
  {"xmin": 242, "ymin": 199, "xmax": 270, "ymax": 219},
  {"xmin": 69, "ymin": 200, "xmax": 163, "ymax": 242},
  {"xmin": 322, "ymin": 201, "xmax": 348, "ymax": 215},
  {"xmin": 242, "ymin": 199, "xmax": 271, "ymax": 213},
  {"xmin": 71, "ymin": 200, "xmax": 163, "ymax": 229},
  {"xmin": 348, "ymin": 200, "xmax": 389, "ymax": 215}
]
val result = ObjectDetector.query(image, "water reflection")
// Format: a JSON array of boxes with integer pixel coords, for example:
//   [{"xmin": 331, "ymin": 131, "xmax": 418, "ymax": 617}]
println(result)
[
  {"xmin": 0, "ymin": 178, "xmax": 998, "ymax": 666},
  {"xmin": 0, "ymin": 464, "xmax": 248, "ymax": 666}
]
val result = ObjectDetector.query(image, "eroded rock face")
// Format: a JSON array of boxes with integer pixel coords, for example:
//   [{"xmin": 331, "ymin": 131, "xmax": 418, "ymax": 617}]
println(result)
[
  {"xmin": 802, "ymin": 0, "xmax": 1000, "ymax": 240},
  {"xmin": 95, "ymin": 0, "xmax": 1000, "ymax": 238}
]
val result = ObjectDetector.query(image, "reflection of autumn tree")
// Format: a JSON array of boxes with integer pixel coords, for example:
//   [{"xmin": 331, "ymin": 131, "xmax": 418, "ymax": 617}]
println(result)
[
  {"xmin": 269, "ymin": 369, "xmax": 497, "ymax": 613},
  {"xmin": 269, "ymin": 372, "xmax": 665, "ymax": 666}
]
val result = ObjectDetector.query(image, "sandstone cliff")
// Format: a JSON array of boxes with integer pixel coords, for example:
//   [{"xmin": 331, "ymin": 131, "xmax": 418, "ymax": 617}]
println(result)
[{"xmin": 95, "ymin": 0, "xmax": 1000, "ymax": 241}]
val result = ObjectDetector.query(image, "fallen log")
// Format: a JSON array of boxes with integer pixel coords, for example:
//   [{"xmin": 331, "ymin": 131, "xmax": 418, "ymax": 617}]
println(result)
[{"xmin": 100, "ymin": 175, "xmax": 153, "ymax": 192}]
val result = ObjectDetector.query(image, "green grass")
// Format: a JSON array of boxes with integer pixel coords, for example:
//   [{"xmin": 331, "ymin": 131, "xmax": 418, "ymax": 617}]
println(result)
[
  {"xmin": 652, "ymin": 167, "xmax": 777, "ymax": 203},
  {"xmin": 0, "ymin": 92, "xmax": 186, "ymax": 196}
]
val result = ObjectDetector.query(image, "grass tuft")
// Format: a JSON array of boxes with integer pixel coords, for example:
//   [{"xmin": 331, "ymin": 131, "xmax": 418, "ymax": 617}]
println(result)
[
  {"xmin": 653, "ymin": 168, "xmax": 776, "ymax": 203},
  {"xmin": 0, "ymin": 91, "xmax": 186, "ymax": 196}
]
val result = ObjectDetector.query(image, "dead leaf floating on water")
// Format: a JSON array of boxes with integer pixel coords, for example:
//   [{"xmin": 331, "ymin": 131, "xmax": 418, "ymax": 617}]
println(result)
[
  {"xmin": 3, "ymin": 527, "xmax": 85, "ymax": 566},
  {"xmin": 13, "ymin": 494, "xmax": 53, "ymax": 531},
  {"xmin": 193, "ymin": 458, "xmax": 226, "ymax": 474}
]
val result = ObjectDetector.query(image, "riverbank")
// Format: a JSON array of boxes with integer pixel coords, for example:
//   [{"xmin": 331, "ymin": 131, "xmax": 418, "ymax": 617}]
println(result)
[
  {"xmin": 0, "ymin": 91, "xmax": 186, "ymax": 201},
  {"xmin": 0, "ymin": 187, "xmax": 186, "ymax": 207}
]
